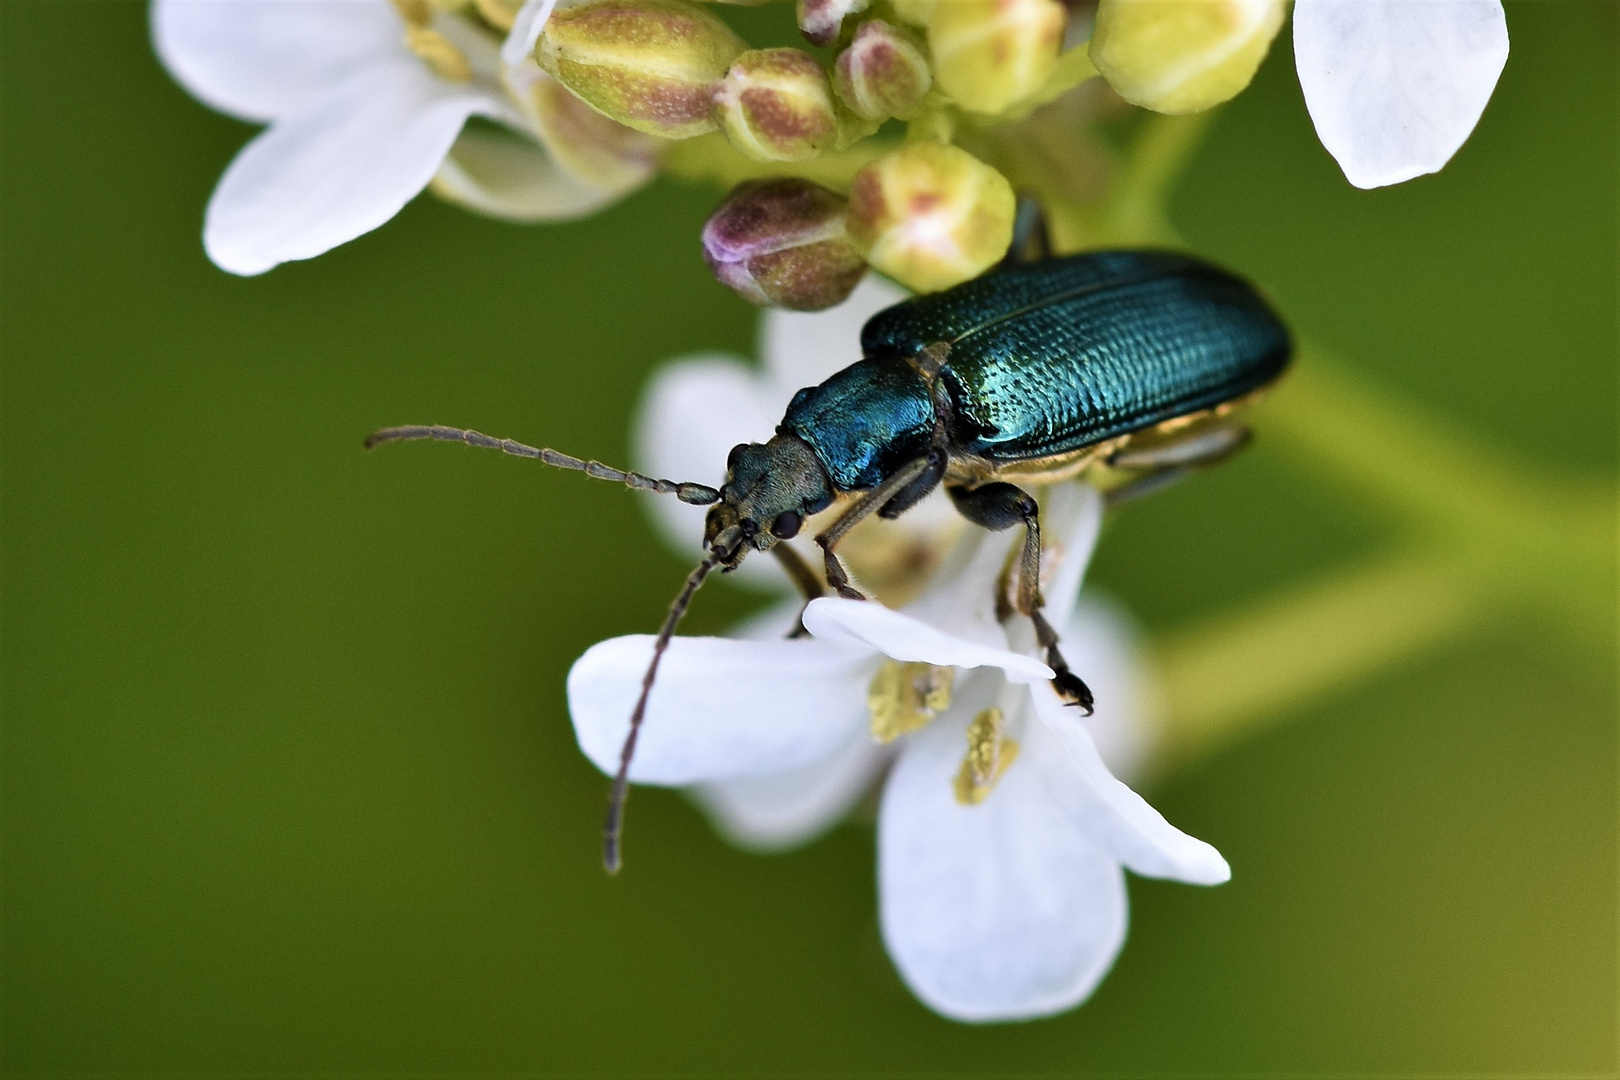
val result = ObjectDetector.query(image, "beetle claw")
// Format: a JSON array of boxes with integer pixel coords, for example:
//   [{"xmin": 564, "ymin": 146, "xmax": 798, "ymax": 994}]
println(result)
[{"xmin": 1051, "ymin": 670, "xmax": 1095, "ymax": 715}]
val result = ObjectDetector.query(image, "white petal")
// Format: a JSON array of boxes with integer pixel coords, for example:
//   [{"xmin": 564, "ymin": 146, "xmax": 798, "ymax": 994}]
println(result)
[
  {"xmin": 761, "ymin": 274, "xmax": 910, "ymax": 390},
  {"xmin": 1029, "ymin": 683, "xmax": 1229, "ymax": 885},
  {"xmin": 803, "ymin": 598, "xmax": 1053, "ymax": 683},
  {"xmin": 501, "ymin": 0, "xmax": 558, "ymax": 67},
  {"xmin": 1060, "ymin": 595, "xmax": 1156, "ymax": 784},
  {"xmin": 879, "ymin": 711, "xmax": 1128, "ymax": 1022},
  {"xmin": 151, "ymin": 0, "xmax": 400, "ymax": 123},
  {"xmin": 202, "ymin": 61, "xmax": 501, "ymax": 274},
  {"xmin": 692, "ymin": 731, "xmax": 891, "ymax": 851},
  {"xmin": 1294, "ymin": 0, "xmax": 1509, "ymax": 189},
  {"xmin": 631, "ymin": 355, "xmax": 793, "ymax": 589},
  {"xmin": 431, "ymin": 126, "xmax": 621, "ymax": 221},
  {"xmin": 899, "ymin": 523, "xmax": 1019, "ymax": 651},
  {"xmin": 566, "ymin": 634, "xmax": 872, "ymax": 785}
]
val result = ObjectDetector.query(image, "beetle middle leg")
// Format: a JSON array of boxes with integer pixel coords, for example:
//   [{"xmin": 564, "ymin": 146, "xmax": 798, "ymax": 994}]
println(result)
[{"xmin": 947, "ymin": 482, "xmax": 1095, "ymax": 712}]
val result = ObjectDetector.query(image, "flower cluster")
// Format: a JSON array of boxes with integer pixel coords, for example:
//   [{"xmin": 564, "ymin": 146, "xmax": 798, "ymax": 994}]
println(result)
[{"xmin": 156, "ymin": 0, "xmax": 1507, "ymax": 282}]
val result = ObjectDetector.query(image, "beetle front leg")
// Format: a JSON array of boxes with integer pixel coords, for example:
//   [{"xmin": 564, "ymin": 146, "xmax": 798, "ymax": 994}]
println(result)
[
  {"xmin": 948, "ymin": 482, "xmax": 1096, "ymax": 713},
  {"xmin": 772, "ymin": 543, "xmax": 824, "ymax": 637},
  {"xmin": 814, "ymin": 454, "xmax": 937, "ymax": 601}
]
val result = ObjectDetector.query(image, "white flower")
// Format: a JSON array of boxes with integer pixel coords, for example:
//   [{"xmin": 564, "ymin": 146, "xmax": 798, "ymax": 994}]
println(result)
[
  {"xmin": 568, "ymin": 478, "xmax": 1228, "ymax": 1021},
  {"xmin": 1294, "ymin": 0, "xmax": 1509, "ymax": 189},
  {"xmin": 151, "ymin": 0, "xmax": 656, "ymax": 274}
]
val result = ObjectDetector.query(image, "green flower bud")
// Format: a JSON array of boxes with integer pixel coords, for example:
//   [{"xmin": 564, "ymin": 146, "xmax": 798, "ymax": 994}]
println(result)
[
  {"xmin": 713, "ymin": 48, "xmax": 839, "ymax": 162},
  {"xmin": 889, "ymin": 0, "xmax": 934, "ymax": 28},
  {"xmin": 797, "ymin": 0, "xmax": 870, "ymax": 47},
  {"xmin": 833, "ymin": 19, "xmax": 932, "ymax": 122},
  {"xmin": 846, "ymin": 141, "xmax": 1014, "ymax": 293},
  {"xmin": 928, "ymin": 0, "xmax": 1066, "ymax": 115},
  {"xmin": 518, "ymin": 67, "xmax": 664, "ymax": 192},
  {"xmin": 1089, "ymin": 0, "xmax": 1285, "ymax": 114},
  {"xmin": 536, "ymin": 0, "xmax": 746, "ymax": 139},
  {"xmin": 702, "ymin": 179, "xmax": 867, "ymax": 310}
]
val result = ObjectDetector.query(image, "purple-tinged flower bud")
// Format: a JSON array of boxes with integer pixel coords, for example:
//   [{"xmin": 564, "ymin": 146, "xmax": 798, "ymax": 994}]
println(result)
[
  {"xmin": 797, "ymin": 0, "xmax": 870, "ymax": 47},
  {"xmin": 713, "ymin": 48, "xmax": 839, "ymax": 162},
  {"xmin": 833, "ymin": 19, "xmax": 932, "ymax": 121},
  {"xmin": 702, "ymin": 179, "xmax": 868, "ymax": 310},
  {"xmin": 536, "ymin": 0, "xmax": 746, "ymax": 139},
  {"xmin": 929, "ymin": 0, "xmax": 1066, "ymax": 115},
  {"xmin": 846, "ymin": 141, "xmax": 1014, "ymax": 293}
]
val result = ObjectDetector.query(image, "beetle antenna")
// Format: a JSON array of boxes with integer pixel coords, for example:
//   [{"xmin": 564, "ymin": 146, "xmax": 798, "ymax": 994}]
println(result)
[
  {"xmin": 365, "ymin": 424, "xmax": 720, "ymax": 505},
  {"xmin": 602, "ymin": 541, "xmax": 731, "ymax": 874}
]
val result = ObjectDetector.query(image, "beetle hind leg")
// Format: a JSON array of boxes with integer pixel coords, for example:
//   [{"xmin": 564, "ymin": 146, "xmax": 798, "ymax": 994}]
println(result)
[
  {"xmin": 948, "ymin": 482, "xmax": 1095, "ymax": 713},
  {"xmin": 1104, "ymin": 422, "xmax": 1252, "ymax": 507}
]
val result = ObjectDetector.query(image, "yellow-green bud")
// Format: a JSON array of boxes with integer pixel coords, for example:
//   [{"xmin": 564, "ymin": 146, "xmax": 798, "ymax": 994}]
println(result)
[
  {"xmin": 713, "ymin": 48, "xmax": 839, "ymax": 162},
  {"xmin": 797, "ymin": 0, "xmax": 870, "ymax": 47},
  {"xmin": 846, "ymin": 141, "xmax": 1014, "ymax": 293},
  {"xmin": 521, "ymin": 67, "xmax": 664, "ymax": 191},
  {"xmin": 833, "ymin": 19, "xmax": 931, "ymax": 122},
  {"xmin": 536, "ymin": 0, "xmax": 746, "ymax": 139},
  {"xmin": 1089, "ymin": 0, "xmax": 1285, "ymax": 114},
  {"xmin": 702, "ymin": 179, "xmax": 867, "ymax": 310},
  {"xmin": 928, "ymin": 0, "xmax": 1066, "ymax": 115},
  {"xmin": 889, "ymin": 0, "xmax": 934, "ymax": 28}
]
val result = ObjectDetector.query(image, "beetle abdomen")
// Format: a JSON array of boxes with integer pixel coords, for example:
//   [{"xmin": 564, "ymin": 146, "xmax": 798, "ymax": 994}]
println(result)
[{"xmin": 863, "ymin": 251, "xmax": 1291, "ymax": 461}]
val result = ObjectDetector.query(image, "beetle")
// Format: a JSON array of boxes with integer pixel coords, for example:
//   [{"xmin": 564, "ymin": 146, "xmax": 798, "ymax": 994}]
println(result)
[{"xmin": 368, "ymin": 233, "xmax": 1291, "ymax": 871}]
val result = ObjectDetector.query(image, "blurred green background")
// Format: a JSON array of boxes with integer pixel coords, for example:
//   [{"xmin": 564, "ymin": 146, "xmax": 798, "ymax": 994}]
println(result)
[{"xmin": 2, "ymin": 2, "xmax": 1613, "ymax": 1075}]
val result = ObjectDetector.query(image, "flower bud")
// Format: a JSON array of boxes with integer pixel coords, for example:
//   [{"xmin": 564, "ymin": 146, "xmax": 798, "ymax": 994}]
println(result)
[
  {"xmin": 797, "ymin": 0, "xmax": 870, "ymax": 47},
  {"xmin": 833, "ymin": 20, "xmax": 931, "ymax": 122},
  {"xmin": 536, "ymin": 0, "xmax": 746, "ymax": 139},
  {"xmin": 517, "ymin": 65, "xmax": 664, "ymax": 192},
  {"xmin": 1089, "ymin": 0, "xmax": 1285, "ymax": 115},
  {"xmin": 702, "ymin": 179, "xmax": 868, "ymax": 310},
  {"xmin": 846, "ymin": 141, "xmax": 1014, "ymax": 293},
  {"xmin": 889, "ymin": 0, "xmax": 934, "ymax": 28},
  {"xmin": 713, "ymin": 48, "xmax": 839, "ymax": 162},
  {"xmin": 929, "ymin": 0, "xmax": 1066, "ymax": 115}
]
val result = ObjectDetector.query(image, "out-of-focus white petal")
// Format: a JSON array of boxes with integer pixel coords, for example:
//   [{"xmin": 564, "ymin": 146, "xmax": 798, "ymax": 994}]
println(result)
[
  {"xmin": 900, "ymin": 522, "xmax": 1017, "ymax": 651},
  {"xmin": 803, "ymin": 598, "xmax": 1053, "ymax": 683},
  {"xmin": 1060, "ymin": 595, "xmax": 1156, "ymax": 784},
  {"xmin": 151, "ymin": 0, "xmax": 400, "ymax": 123},
  {"xmin": 202, "ymin": 60, "xmax": 500, "ymax": 275},
  {"xmin": 761, "ymin": 274, "xmax": 910, "ymax": 390},
  {"xmin": 632, "ymin": 355, "xmax": 791, "ymax": 588},
  {"xmin": 430, "ymin": 126, "xmax": 621, "ymax": 220},
  {"xmin": 501, "ymin": 0, "xmax": 558, "ymax": 67},
  {"xmin": 693, "ymin": 731, "xmax": 891, "ymax": 851},
  {"xmin": 879, "ymin": 710, "xmax": 1128, "ymax": 1022},
  {"xmin": 1294, "ymin": 0, "xmax": 1509, "ymax": 189},
  {"xmin": 1029, "ymin": 683, "xmax": 1229, "ymax": 884},
  {"xmin": 566, "ymin": 634, "xmax": 871, "ymax": 784}
]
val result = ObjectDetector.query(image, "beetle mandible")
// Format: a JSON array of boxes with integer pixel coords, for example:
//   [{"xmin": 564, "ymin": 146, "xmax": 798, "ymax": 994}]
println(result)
[{"xmin": 368, "ymin": 223, "xmax": 1292, "ymax": 872}]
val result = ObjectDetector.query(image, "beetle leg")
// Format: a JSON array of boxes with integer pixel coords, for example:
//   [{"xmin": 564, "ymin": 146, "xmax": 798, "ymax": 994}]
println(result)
[
  {"xmin": 815, "ymin": 454, "xmax": 936, "ymax": 601},
  {"xmin": 947, "ymin": 482, "xmax": 1095, "ymax": 713},
  {"xmin": 772, "ymin": 542, "xmax": 824, "ymax": 637},
  {"xmin": 1104, "ymin": 423, "xmax": 1252, "ymax": 507},
  {"xmin": 1001, "ymin": 196, "xmax": 1053, "ymax": 266}
]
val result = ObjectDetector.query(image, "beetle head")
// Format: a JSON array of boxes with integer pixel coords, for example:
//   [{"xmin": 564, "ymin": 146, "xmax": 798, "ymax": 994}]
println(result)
[{"xmin": 705, "ymin": 433, "xmax": 834, "ymax": 566}]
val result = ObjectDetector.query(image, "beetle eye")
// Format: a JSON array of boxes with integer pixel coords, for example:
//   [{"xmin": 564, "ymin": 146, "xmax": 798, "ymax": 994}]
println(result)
[
  {"xmin": 726, "ymin": 444, "xmax": 746, "ymax": 472},
  {"xmin": 770, "ymin": 511, "xmax": 802, "ymax": 539}
]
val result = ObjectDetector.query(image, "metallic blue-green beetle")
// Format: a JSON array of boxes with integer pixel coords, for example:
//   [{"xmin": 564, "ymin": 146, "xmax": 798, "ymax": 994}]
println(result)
[{"xmin": 368, "ymin": 245, "xmax": 1292, "ymax": 870}]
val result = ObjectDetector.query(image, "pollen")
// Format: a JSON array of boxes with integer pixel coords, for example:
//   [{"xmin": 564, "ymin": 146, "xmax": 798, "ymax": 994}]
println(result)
[
  {"xmin": 953, "ymin": 707, "xmax": 1020, "ymax": 805},
  {"xmin": 868, "ymin": 661, "xmax": 954, "ymax": 743}
]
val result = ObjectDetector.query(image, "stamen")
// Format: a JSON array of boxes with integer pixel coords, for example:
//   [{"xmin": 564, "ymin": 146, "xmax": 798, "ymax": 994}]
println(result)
[
  {"xmin": 867, "ymin": 661, "xmax": 954, "ymax": 743},
  {"xmin": 953, "ymin": 707, "xmax": 1020, "ymax": 805},
  {"xmin": 406, "ymin": 25, "xmax": 473, "ymax": 82}
]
